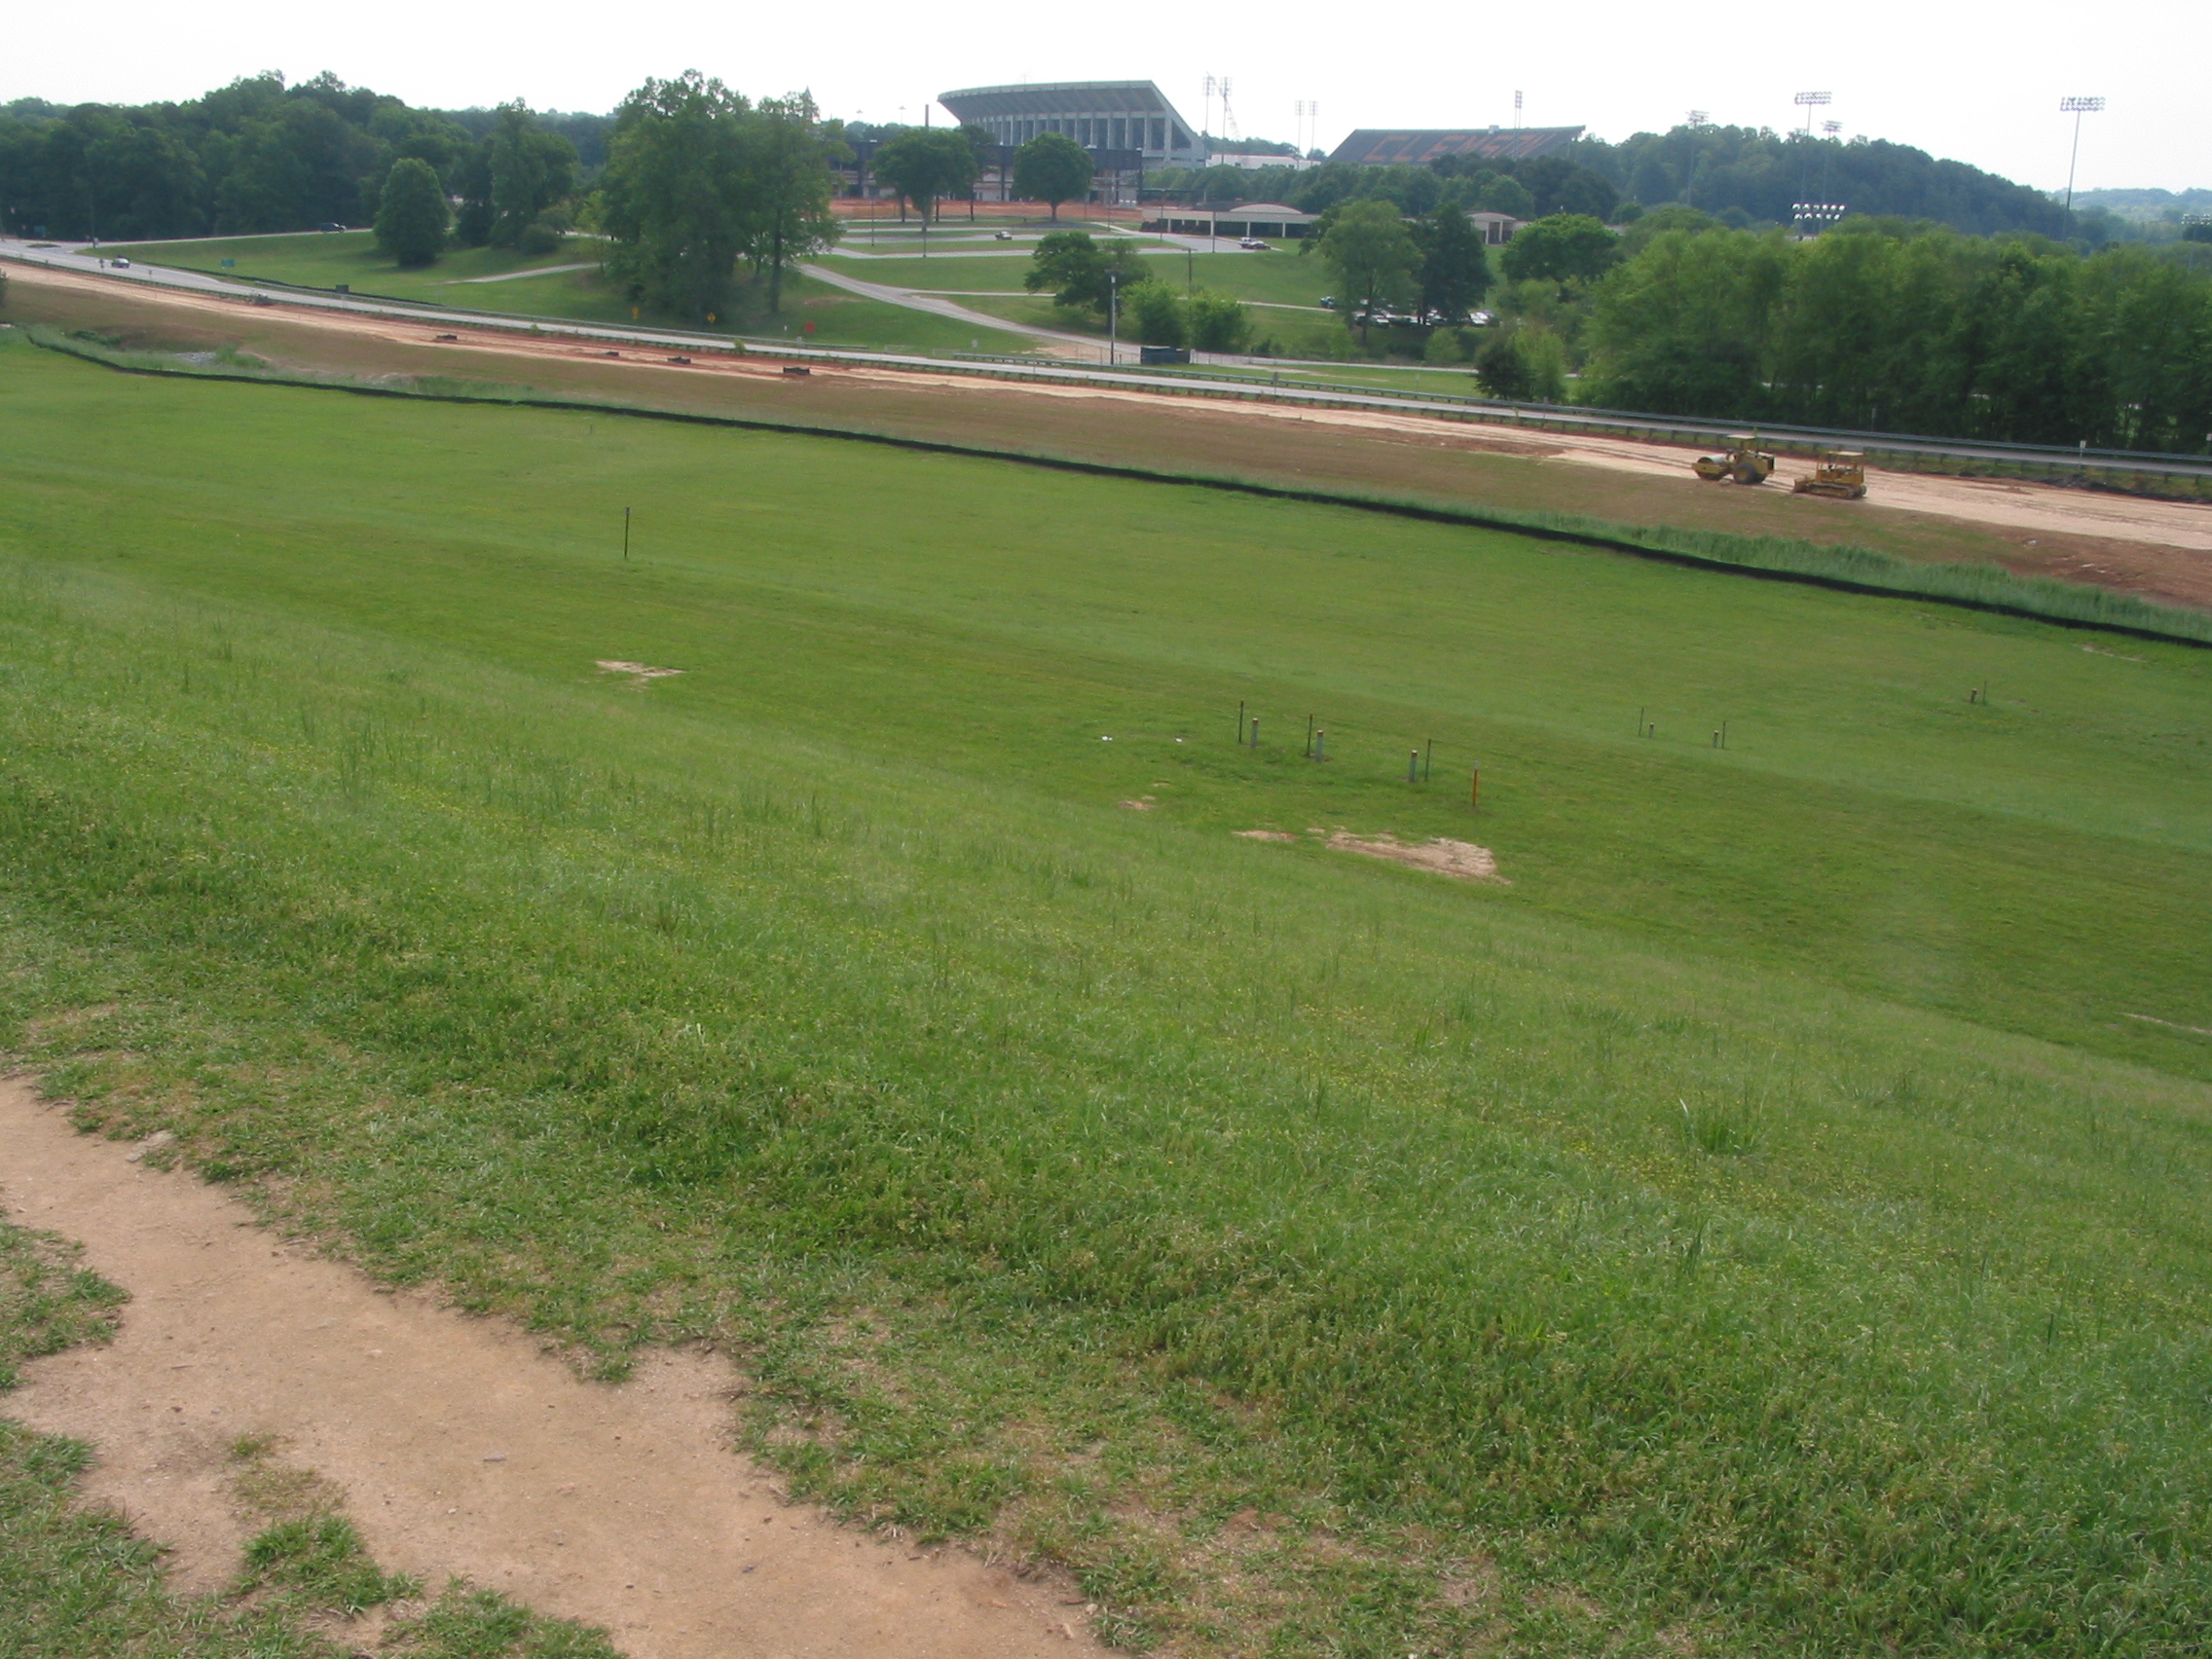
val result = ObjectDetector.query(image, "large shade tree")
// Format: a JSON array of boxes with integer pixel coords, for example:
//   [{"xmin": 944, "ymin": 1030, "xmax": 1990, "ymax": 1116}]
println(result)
[
  {"xmin": 372, "ymin": 156, "xmax": 449, "ymax": 266},
  {"xmin": 598, "ymin": 72, "xmax": 754, "ymax": 321},
  {"xmin": 871, "ymin": 128, "xmax": 977, "ymax": 224},
  {"xmin": 1012, "ymin": 131, "xmax": 1092, "ymax": 221},
  {"xmin": 742, "ymin": 92, "xmax": 844, "ymax": 312}
]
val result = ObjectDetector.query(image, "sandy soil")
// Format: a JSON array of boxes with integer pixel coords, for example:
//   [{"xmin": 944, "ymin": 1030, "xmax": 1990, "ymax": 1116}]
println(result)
[
  {"xmin": 0, "ymin": 1080, "xmax": 1096, "ymax": 1658},
  {"xmin": 1325, "ymin": 834, "xmax": 1505, "ymax": 883},
  {"xmin": 10, "ymin": 261, "xmax": 2212, "ymax": 573}
]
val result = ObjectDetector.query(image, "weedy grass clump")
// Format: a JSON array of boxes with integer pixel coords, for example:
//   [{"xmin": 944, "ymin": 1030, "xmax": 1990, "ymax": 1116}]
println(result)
[{"xmin": 1, "ymin": 336, "xmax": 2210, "ymax": 1656}]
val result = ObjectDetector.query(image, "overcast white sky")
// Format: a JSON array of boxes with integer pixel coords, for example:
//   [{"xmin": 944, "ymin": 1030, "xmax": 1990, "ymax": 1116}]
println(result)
[{"xmin": 7, "ymin": 1, "xmax": 2200, "ymax": 193}]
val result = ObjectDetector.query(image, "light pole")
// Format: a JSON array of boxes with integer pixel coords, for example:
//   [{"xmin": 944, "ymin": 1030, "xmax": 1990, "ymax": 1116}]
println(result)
[
  {"xmin": 1107, "ymin": 268, "xmax": 1119, "ymax": 367},
  {"xmin": 1682, "ymin": 111, "xmax": 1710, "ymax": 207},
  {"xmin": 2059, "ymin": 96, "xmax": 2105, "ymax": 215},
  {"xmin": 1792, "ymin": 92, "xmax": 1831, "ymax": 203}
]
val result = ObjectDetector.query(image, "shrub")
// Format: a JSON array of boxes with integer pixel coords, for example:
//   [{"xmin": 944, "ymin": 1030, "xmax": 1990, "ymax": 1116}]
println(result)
[
  {"xmin": 1185, "ymin": 290, "xmax": 1252, "ymax": 353},
  {"xmin": 517, "ymin": 219, "xmax": 565, "ymax": 258}
]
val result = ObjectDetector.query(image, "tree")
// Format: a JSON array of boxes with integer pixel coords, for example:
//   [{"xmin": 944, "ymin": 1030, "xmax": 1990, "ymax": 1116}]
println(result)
[
  {"xmin": 1313, "ymin": 198, "xmax": 1419, "ymax": 322},
  {"xmin": 598, "ymin": 72, "xmax": 754, "ymax": 321},
  {"xmin": 1024, "ymin": 230, "xmax": 1151, "ymax": 315},
  {"xmin": 872, "ymin": 129, "xmax": 977, "ymax": 224},
  {"xmin": 742, "ymin": 92, "xmax": 843, "ymax": 312},
  {"xmin": 1013, "ymin": 132, "xmax": 1092, "ymax": 222},
  {"xmin": 1413, "ymin": 203, "xmax": 1492, "ymax": 319},
  {"xmin": 373, "ymin": 156, "xmax": 448, "ymax": 266},
  {"xmin": 1124, "ymin": 281, "xmax": 1185, "ymax": 346},
  {"xmin": 1499, "ymin": 214, "xmax": 1619, "ymax": 284},
  {"xmin": 1186, "ymin": 289, "xmax": 1252, "ymax": 352},
  {"xmin": 488, "ymin": 102, "xmax": 577, "ymax": 247}
]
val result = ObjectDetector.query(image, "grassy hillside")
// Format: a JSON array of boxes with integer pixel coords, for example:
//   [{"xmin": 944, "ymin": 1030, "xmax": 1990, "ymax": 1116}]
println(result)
[{"xmin": 3, "ymin": 331, "xmax": 2211, "ymax": 1655}]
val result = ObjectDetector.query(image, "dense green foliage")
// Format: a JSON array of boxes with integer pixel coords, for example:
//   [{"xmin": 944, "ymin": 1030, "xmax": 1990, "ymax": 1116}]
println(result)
[
  {"xmin": 1023, "ymin": 229, "xmax": 1151, "ymax": 314},
  {"xmin": 870, "ymin": 128, "xmax": 977, "ymax": 224},
  {"xmin": 1309, "ymin": 198, "xmax": 1420, "ymax": 315},
  {"xmin": 5, "ymin": 337, "xmax": 2212, "ymax": 1654},
  {"xmin": 1579, "ymin": 124, "xmax": 2070, "ymax": 237},
  {"xmin": 1499, "ymin": 212, "xmax": 1618, "ymax": 284},
  {"xmin": 1410, "ymin": 202, "xmax": 1493, "ymax": 318},
  {"xmin": 1585, "ymin": 222, "xmax": 2212, "ymax": 450},
  {"xmin": 371, "ymin": 156, "xmax": 448, "ymax": 267},
  {"xmin": 0, "ymin": 74, "xmax": 583, "ymax": 240},
  {"xmin": 1160, "ymin": 125, "xmax": 2069, "ymax": 242},
  {"xmin": 597, "ymin": 73, "xmax": 845, "ymax": 321},
  {"xmin": 1011, "ymin": 130, "xmax": 1093, "ymax": 220}
]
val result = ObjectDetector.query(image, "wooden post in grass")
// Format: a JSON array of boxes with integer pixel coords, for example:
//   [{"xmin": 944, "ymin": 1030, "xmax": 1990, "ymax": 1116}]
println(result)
[
  {"xmin": 1409, "ymin": 750, "xmax": 1419, "ymax": 783},
  {"xmin": 1470, "ymin": 765, "xmax": 1480, "ymax": 809},
  {"xmin": 1307, "ymin": 715, "xmax": 1314, "ymax": 757},
  {"xmin": 623, "ymin": 506, "xmax": 631, "ymax": 562},
  {"xmin": 1639, "ymin": 705, "xmax": 1645, "ymax": 737},
  {"xmin": 1250, "ymin": 717, "xmax": 1260, "ymax": 748},
  {"xmin": 1315, "ymin": 729, "xmax": 1326, "ymax": 761},
  {"xmin": 1238, "ymin": 700, "xmax": 1245, "ymax": 744},
  {"xmin": 1424, "ymin": 740, "xmax": 1432, "ymax": 781}
]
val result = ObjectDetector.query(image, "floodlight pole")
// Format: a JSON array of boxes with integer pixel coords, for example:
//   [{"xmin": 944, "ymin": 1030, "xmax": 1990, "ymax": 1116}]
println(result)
[
  {"xmin": 2059, "ymin": 96, "xmax": 2105, "ymax": 215},
  {"xmin": 1107, "ymin": 268, "xmax": 1119, "ymax": 367}
]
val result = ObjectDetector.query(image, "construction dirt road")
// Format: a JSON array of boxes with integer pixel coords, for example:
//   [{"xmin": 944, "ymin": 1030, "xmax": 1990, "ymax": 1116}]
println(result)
[
  {"xmin": 1, "ymin": 1081, "xmax": 1098, "ymax": 1659},
  {"xmin": 9, "ymin": 261, "xmax": 2212, "ymax": 610}
]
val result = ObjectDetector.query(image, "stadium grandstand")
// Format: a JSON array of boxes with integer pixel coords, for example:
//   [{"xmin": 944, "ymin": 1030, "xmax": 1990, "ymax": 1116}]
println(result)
[
  {"xmin": 937, "ymin": 82, "xmax": 1208, "ymax": 168},
  {"xmin": 1328, "ymin": 126, "xmax": 1584, "ymax": 166}
]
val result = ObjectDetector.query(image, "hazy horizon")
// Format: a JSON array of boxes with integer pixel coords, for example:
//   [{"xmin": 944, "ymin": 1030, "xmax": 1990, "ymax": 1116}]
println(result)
[{"xmin": 6, "ymin": 0, "xmax": 2199, "ymax": 194}]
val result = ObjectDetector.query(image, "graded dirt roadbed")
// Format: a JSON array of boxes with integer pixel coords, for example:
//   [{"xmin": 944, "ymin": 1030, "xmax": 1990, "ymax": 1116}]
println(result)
[
  {"xmin": 9, "ymin": 262, "xmax": 2212, "ymax": 608},
  {"xmin": 0, "ymin": 1080, "xmax": 1094, "ymax": 1658}
]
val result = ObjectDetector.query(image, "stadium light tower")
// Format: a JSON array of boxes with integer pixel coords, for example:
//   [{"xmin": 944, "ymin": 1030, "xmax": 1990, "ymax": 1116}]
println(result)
[
  {"xmin": 1682, "ymin": 111, "xmax": 1710, "ymax": 207},
  {"xmin": 2059, "ymin": 95, "xmax": 2105, "ymax": 213},
  {"xmin": 1792, "ymin": 91, "xmax": 1832, "ymax": 135}
]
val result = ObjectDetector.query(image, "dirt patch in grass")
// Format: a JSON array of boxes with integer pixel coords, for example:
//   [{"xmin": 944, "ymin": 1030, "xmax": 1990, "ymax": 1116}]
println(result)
[
  {"xmin": 595, "ymin": 660, "xmax": 683, "ymax": 684},
  {"xmin": 0, "ymin": 1079, "xmax": 1096, "ymax": 1658},
  {"xmin": 1326, "ymin": 833, "xmax": 1505, "ymax": 883},
  {"xmin": 1233, "ymin": 830, "xmax": 1299, "ymax": 842}
]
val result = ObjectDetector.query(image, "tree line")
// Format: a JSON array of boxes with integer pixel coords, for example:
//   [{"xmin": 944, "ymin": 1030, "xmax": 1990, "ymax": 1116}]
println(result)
[
  {"xmin": 1582, "ymin": 222, "xmax": 2212, "ymax": 452},
  {"xmin": 1152, "ymin": 123, "xmax": 2070, "ymax": 242},
  {"xmin": 0, "ymin": 73, "xmax": 607, "ymax": 243}
]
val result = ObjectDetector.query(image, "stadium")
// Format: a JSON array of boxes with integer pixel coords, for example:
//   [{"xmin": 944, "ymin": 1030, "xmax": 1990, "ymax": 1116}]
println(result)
[{"xmin": 937, "ymin": 81, "xmax": 1208, "ymax": 168}]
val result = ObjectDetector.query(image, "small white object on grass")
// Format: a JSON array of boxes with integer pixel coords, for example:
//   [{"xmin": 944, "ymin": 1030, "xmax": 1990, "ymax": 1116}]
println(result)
[{"xmin": 1101, "ymin": 735, "xmax": 1113, "ymax": 741}]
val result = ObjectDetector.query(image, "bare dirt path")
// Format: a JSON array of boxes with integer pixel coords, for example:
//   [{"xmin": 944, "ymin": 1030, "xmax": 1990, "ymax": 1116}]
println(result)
[
  {"xmin": 0, "ymin": 1080, "xmax": 1095, "ymax": 1658},
  {"xmin": 9, "ymin": 261, "xmax": 2211, "ymax": 564}
]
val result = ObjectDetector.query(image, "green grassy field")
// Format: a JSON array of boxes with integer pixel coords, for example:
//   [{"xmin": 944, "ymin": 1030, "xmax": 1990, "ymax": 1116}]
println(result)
[
  {"xmin": 94, "ymin": 232, "xmax": 1038, "ymax": 356},
  {"xmin": 3, "ymin": 330, "xmax": 2211, "ymax": 1655}
]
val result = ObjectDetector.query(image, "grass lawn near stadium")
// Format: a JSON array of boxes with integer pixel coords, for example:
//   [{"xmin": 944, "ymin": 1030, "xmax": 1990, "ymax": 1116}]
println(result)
[
  {"xmin": 3, "ymin": 329, "xmax": 2212, "ymax": 1656},
  {"xmin": 92, "ymin": 231, "xmax": 1038, "ymax": 356}
]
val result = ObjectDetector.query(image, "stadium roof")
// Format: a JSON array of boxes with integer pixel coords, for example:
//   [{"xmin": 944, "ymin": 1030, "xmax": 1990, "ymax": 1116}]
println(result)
[
  {"xmin": 940, "ymin": 81, "xmax": 1190, "ymax": 123},
  {"xmin": 1329, "ymin": 127, "xmax": 1585, "ymax": 166}
]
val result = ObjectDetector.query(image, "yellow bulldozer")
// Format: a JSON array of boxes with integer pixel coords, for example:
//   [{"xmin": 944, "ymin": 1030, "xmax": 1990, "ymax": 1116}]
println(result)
[
  {"xmin": 1792, "ymin": 451, "xmax": 1869, "ymax": 499},
  {"xmin": 1691, "ymin": 436, "xmax": 1777, "ymax": 485}
]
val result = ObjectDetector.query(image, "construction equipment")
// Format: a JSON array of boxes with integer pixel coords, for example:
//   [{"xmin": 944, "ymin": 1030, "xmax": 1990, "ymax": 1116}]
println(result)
[
  {"xmin": 1692, "ymin": 436, "xmax": 1777, "ymax": 485},
  {"xmin": 1793, "ymin": 450, "xmax": 1868, "ymax": 498}
]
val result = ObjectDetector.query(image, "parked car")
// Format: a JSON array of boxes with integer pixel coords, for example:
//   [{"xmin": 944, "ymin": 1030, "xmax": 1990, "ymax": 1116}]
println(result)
[
  {"xmin": 994, "ymin": 230, "xmax": 1014, "ymax": 241},
  {"xmin": 1319, "ymin": 295, "xmax": 1337, "ymax": 310},
  {"xmin": 110, "ymin": 256, "xmax": 130, "ymax": 269},
  {"xmin": 318, "ymin": 222, "xmax": 346, "ymax": 233},
  {"xmin": 1238, "ymin": 237, "xmax": 1271, "ymax": 250}
]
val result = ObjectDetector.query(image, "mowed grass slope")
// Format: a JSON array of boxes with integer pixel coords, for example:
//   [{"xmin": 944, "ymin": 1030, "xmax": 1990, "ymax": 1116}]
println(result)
[{"xmin": 2, "ymin": 333, "xmax": 2211, "ymax": 1655}]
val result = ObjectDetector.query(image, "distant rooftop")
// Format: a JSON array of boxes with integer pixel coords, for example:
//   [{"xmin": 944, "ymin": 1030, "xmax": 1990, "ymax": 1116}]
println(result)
[{"xmin": 1329, "ymin": 127, "xmax": 1584, "ymax": 166}]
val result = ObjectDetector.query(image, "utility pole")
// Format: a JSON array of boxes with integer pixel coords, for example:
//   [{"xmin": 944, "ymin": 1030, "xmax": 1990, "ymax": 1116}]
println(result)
[
  {"xmin": 1107, "ymin": 268, "xmax": 1120, "ymax": 367},
  {"xmin": 2059, "ymin": 96, "xmax": 2105, "ymax": 215}
]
